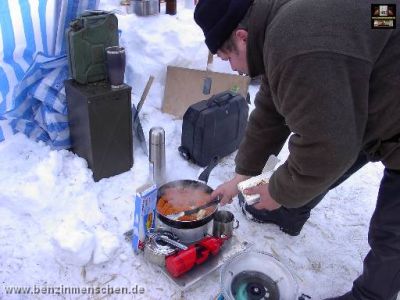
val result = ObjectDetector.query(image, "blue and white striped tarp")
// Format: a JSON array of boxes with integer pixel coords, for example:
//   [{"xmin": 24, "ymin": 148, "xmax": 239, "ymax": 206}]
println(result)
[{"xmin": 0, "ymin": 0, "xmax": 99, "ymax": 149}]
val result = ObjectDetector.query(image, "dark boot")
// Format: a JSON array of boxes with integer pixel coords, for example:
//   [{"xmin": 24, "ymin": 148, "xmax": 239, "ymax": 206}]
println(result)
[
  {"xmin": 239, "ymin": 152, "xmax": 369, "ymax": 236},
  {"xmin": 240, "ymin": 192, "xmax": 324, "ymax": 236}
]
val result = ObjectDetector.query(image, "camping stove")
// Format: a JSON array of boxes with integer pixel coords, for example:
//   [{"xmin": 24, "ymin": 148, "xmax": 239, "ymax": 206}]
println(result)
[
  {"xmin": 142, "ymin": 228, "xmax": 251, "ymax": 292},
  {"xmin": 140, "ymin": 231, "xmax": 307, "ymax": 299},
  {"xmin": 165, "ymin": 235, "xmax": 228, "ymax": 277}
]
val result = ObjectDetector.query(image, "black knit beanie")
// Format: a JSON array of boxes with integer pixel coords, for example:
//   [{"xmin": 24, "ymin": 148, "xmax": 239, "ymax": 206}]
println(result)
[{"xmin": 194, "ymin": 0, "xmax": 253, "ymax": 54}]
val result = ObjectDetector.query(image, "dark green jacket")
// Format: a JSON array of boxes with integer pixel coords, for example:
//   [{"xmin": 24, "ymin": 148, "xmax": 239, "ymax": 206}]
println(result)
[{"xmin": 235, "ymin": 0, "xmax": 400, "ymax": 208}]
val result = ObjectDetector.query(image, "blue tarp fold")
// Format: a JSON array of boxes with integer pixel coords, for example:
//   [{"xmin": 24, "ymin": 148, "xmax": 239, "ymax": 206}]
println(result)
[{"xmin": 0, "ymin": 0, "xmax": 99, "ymax": 149}]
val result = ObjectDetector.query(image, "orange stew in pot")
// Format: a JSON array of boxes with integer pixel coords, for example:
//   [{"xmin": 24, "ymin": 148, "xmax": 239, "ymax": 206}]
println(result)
[{"xmin": 157, "ymin": 186, "xmax": 214, "ymax": 221}]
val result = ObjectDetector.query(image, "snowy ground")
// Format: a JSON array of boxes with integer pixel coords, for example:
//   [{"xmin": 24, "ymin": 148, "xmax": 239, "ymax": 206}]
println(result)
[{"xmin": 0, "ymin": 1, "xmax": 393, "ymax": 299}]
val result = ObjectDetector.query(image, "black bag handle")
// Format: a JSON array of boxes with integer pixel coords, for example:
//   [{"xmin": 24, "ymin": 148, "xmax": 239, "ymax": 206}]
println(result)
[
  {"xmin": 207, "ymin": 90, "xmax": 237, "ymax": 107},
  {"xmin": 178, "ymin": 146, "xmax": 191, "ymax": 161},
  {"xmin": 198, "ymin": 156, "xmax": 219, "ymax": 183}
]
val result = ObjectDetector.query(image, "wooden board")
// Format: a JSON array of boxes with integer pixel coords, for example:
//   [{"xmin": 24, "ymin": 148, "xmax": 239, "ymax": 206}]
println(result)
[{"xmin": 162, "ymin": 66, "xmax": 250, "ymax": 119}]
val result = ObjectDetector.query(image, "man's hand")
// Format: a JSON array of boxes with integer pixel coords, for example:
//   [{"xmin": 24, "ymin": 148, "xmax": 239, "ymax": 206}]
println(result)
[
  {"xmin": 211, "ymin": 174, "xmax": 250, "ymax": 205},
  {"xmin": 244, "ymin": 182, "xmax": 281, "ymax": 210}
]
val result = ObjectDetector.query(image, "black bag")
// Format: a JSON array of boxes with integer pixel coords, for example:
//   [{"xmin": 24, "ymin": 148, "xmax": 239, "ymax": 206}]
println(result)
[{"xmin": 179, "ymin": 91, "xmax": 249, "ymax": 167}]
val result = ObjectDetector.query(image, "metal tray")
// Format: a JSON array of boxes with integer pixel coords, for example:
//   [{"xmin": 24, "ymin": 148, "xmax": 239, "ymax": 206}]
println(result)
[{"xmin": 158, "ymin": 235, "xmax": 252, "ymax": 291}]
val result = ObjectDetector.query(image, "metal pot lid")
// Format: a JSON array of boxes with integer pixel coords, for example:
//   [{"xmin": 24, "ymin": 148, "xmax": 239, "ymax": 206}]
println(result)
[{"xmin": 220, "ymin": 249, "xmax": 298, "ymax": 300}]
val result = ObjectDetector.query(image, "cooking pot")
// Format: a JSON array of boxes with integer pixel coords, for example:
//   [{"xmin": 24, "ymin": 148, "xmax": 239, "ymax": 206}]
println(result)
[{"xmin": 156, "ymin": 157, "xmax": 219, "ymax": 244}]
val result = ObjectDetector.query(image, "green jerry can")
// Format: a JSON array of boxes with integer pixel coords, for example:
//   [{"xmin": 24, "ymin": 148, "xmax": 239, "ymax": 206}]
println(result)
[{"xmin": 66, "ymin": 11, "xmax": 119, "ymax": 84}]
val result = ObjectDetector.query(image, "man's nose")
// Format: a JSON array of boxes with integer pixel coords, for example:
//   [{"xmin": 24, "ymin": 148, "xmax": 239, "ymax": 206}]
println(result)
[{"xmin": 228, "ymin": 61, "xmax": 236, "ymax": 71}]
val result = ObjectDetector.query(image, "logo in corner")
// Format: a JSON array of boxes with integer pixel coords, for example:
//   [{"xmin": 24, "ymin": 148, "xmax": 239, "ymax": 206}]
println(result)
[{"xmin": 371, "ymin": 4, "xmax": 396, "ymax": 29}]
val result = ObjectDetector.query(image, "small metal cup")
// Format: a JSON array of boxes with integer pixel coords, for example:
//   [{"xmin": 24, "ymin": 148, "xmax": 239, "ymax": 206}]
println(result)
[
  {"xmin": 212, "ymin": 210, "xmax": 239, "ymax": 238},
  {"xmin": 105, "ymin": 46, "xmax": 126, "ymax": 89}
]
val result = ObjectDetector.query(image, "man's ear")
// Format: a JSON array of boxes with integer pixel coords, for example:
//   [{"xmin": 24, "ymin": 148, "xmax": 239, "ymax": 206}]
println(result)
[{"xmin": 235, "ymin": 29, "xmax": 248, "ymax": 43}]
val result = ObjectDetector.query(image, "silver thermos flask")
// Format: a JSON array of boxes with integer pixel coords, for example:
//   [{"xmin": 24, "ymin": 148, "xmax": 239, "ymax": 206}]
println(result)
[{"xmin": 149, "ymin": 127, "xmax": 166, "ymax": 186}]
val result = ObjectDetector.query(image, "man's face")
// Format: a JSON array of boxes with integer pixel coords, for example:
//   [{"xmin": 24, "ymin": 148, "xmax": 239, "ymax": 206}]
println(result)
[{"xmin": 216, "ymin": 29, "xmax": 249, "ymax": 75}]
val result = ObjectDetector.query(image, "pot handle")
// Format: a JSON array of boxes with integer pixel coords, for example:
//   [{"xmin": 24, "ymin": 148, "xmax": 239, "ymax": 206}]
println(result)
[
  {"xmin": 157, "ymin": 235, "xmax": 188, "ymax": 250},
  {"xmin": 198, "ymin": 156, "xmax": 219, "ymax": 183},
  {"xmin": 233, "ymin": 219, "xmax": 239, "ymax": 229}
]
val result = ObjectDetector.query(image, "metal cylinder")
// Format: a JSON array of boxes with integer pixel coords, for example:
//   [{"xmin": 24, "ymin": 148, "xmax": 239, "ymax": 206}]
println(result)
[
  {"xmin": 166, "ymin": 0, "xmax": 177, "ymax": 15},
  {"xmin": 130, "ymin": 0, "xmax": 159, "ymax": 16},
  {"xmin": 149, "ymin": 127, "xmax": 166, "ymax": 186}
]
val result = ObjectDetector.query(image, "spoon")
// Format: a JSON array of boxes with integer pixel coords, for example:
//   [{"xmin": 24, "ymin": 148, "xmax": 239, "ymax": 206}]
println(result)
[{"xmin": 166, "ymin": 197, "xmax": 221, "ymax": 220}]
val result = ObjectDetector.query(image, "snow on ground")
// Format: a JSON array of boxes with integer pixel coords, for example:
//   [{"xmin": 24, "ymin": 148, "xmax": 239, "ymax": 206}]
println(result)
[{"xmin": 0, "ymin": 0, "xmax": 390, "ymax": 299}]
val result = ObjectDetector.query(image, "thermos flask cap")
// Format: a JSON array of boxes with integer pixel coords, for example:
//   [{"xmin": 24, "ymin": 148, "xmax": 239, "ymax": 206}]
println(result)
[{"xmin": 149, "ymin": 127, "xmax": 165, "ymax": 146}]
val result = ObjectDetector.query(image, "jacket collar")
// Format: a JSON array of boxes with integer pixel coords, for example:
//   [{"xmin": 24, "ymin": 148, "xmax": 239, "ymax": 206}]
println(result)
[{"xmin": 247, "ymin": 0, "xmax": 292, "ymax": 78}]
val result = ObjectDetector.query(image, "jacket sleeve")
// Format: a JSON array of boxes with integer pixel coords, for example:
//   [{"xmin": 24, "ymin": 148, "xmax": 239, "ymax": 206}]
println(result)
[
  {"xmin": 268, "ymin": 53, "xmax": 371, "ymax": 208},
  {"xmin": 235, "ymin": 77, "xmax": 291, "ymax": 176}
]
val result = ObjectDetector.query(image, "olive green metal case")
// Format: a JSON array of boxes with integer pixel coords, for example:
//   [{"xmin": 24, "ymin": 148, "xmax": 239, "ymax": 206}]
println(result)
[{"xmin": 65, "ymin": 80, "xmax": 133, "ymax": 181}]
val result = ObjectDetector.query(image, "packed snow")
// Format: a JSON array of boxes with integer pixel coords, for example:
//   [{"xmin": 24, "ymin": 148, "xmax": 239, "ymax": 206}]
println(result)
[{"xmin": 0, "ymin": 0, "xmax": 392, "ymax": 299}]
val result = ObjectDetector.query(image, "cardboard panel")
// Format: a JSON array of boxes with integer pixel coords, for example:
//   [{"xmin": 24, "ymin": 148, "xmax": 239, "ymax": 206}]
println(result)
[{"xmin": 162, "ymin": 66, "xmax": 250, "ymax": 118}]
